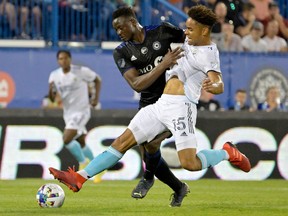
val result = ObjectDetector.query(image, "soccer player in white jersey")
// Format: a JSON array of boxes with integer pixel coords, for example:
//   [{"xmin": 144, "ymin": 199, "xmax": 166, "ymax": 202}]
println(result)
[
  {"xmin": 48, "ymin": 50, "xmax": 102, "ymax": 174},
  {"xmin": 49, "ymin": 6, "xmax": 251, "ymax": 198}
]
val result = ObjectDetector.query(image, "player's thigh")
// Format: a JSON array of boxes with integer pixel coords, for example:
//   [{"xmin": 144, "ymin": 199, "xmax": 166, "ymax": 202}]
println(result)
[
  {"xmin": 144, "ymin": 131, "xmax": 171, "ymax": 154},
  {"xmin": 63, "ymin": 129, "xmax": 78, "ymax": 144},
  {"xmin": 128, "ymin": 104, "xmax": 166, "ymax": 145},
  {"xmin": 163, "ymin": 101, "xmax": 198, "ymax": 151}
]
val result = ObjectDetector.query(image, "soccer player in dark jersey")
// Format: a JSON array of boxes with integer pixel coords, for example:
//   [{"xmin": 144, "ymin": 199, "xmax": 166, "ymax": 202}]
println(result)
[
  {"xmin": 111, "ymin": 7, "xmax": 189, "ymax": 206},
  {"xmin": 49, "ymin": 6, "xmax": 251, "ymax": 208}
]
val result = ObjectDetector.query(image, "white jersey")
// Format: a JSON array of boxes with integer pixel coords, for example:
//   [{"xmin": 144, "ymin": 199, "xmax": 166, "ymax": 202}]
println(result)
[
  {"xmin": 166, "ymin": 39, "xmax": 221, "ymax": 103},
  {"xmin": 48, "ymin": 64, "xmax": 97, "ymax": 116},
  {"xmin": 263, "ymin": 35, "xmax": 287, "ymax": 52}
]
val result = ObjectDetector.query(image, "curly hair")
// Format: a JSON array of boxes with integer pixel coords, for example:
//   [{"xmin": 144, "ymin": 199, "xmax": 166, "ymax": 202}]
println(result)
[
  {"xmin": 187, "ymin": 5, "xmax": 217, "ymax": 28},
  {"xmin": 112, "ymin": 7, "xmax": 137, "ymax": 20}
]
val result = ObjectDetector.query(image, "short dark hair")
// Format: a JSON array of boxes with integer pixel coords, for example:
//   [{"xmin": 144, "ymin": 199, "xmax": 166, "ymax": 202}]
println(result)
[
  {"xmin": 187, "ymin": 5, "xmax": 217, "ymax": 28},
  {"xmin": 112, "ymin": 7, "xmax": 137, "ymax": 20},
  {"xmin": 57, "ymin": 50, "xmax": 71, "ymax": 59},
  {"xmin": 236, "ymin": 89, "xmax": 247, "ymax": 94},
  {"xmin": 242, "ymin": 2, "xmax": 255, "ymax": 12}
]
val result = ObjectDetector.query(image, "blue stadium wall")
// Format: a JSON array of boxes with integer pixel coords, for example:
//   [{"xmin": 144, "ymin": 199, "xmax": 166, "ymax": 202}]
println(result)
[
  {"xmin": 1, "ymin": 49, "xmax": 288, "ymax": 181},
  {"xmin": 1, "ymin": 49, "xmax": 288, "ymax": 109},
  {"xmin": 0, "ymin": 109, "xmax": 288, "ymax": 180}
]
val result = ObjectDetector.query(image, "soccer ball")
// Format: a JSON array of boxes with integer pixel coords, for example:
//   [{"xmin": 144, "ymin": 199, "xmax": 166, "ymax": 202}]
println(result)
[{"xmin": 36, "ymin": 183, "xmax": 65, "ymax": 208}]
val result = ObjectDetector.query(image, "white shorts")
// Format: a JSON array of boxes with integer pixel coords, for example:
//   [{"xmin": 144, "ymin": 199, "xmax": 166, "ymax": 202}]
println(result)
[
  {"xmin": 128, "ymin": 94, "xmax": 198, "ymax": 151},
  {"xmin": 64, "ymin": 110, "xmax": 90, "ymax": 136}
]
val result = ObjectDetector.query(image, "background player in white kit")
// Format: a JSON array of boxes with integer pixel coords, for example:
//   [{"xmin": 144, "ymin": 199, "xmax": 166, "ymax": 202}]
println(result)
[
  {"xmin": 49, "ymin": 6, "xmax": 251, "ymax": 196},
  {"xmin": 48, "ymin": 50, "xmax": 102, "ymax": 176}
]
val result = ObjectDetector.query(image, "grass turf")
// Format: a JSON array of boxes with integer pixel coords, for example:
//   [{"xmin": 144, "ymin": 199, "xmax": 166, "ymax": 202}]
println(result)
[{"xmin": 0, "ymin": 179, "xmax": 287, "ymax": 216}]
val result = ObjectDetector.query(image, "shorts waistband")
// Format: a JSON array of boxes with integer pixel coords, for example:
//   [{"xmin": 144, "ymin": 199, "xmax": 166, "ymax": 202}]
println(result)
[{"xmin": 161, "ymin": 94, "xmax": 197, "ymax": 104}]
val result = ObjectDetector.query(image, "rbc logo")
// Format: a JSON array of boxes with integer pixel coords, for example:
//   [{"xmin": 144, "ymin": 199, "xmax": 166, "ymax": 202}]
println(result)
[{"xmin": 0, "ymin": 71, "xmax": 16, "ymax": 107}]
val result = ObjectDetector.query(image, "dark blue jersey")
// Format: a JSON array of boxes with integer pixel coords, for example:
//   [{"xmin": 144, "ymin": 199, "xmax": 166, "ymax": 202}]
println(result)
[{"xmin": 113, "ymin": 22, "xmax": 184, "ymax": 108}]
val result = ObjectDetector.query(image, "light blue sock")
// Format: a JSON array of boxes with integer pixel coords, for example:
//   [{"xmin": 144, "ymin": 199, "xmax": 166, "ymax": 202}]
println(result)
[
  {"xmin": 84, "ymin": 146, "xmax": 123, "ymax": 177},
  {"xmin": 197, "ymin": 149, "xmax": 227, "ymax": 169},
  {"xmin": 65, "ymin": 140, "xmax": 86, "ymax": 163},
  {"xmin": 82, "ymin": 145, "xmax": 94, "ymax": 161}
]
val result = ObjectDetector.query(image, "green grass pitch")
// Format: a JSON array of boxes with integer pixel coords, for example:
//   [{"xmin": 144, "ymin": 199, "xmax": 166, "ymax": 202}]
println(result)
[{"xmin": 0, "ymin": 179, "xmax": 287, "ymax": 216}]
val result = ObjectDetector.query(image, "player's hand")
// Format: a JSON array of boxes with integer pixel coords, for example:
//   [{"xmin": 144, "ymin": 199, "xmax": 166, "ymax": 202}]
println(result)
[
  {"xmin": 90, "ymin": 99, "xmax": 98, "ymax": 107},
  {"xmin": 50, "ymin": 82, "xmax": 57, "ymax": 94},
  {"xmin": 274, "ymin": 13, "xmax": 283, "ymax": 22},
  {"xmin": 248, "ymin": 14, "xmax": 256, "ymax": 23},
  {"xmin": 202, "ymin": 78, "xmax": 223, "ymax": 94},
  {"xmin": 162, "ymin": 47, "xmax": 184, "ymax": 68},
  {"xmin": 202, "ymin": 78, "xmax": 221, "ymax": 92}
]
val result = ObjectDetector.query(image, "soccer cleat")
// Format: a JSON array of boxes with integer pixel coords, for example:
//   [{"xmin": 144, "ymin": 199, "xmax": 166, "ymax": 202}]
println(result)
[
  {"xmin": 222, "ymin": 142, "xmax": 251, "ymax": 172},
  {"xmin": 131, "ymin": 177, "xmax": 155, "ymax": 199},
  {"xmin": 169, "ymin": 182, "xmax": 190, "ymax": 207},
  {"xmin": 49, "ymin": 166, "xmax": 87, "ymax": 192}
]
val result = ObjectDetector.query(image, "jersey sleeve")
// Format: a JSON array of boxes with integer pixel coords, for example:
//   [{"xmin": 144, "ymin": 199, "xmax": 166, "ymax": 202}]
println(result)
[
  {"xmin": 113, "ymin": 48, "xmax": 135, "ymax": 75},
  {"xmin": 79, "ymin": 66, "xmax": 97, "ymax": 82},
  {"xmin": 48, "ymin": 72, "xmax": 55, "ymax": 84},
  {"xmin": 199, "ymin": 48, "xmax": 221, "ymax": 75},
  {"xmin": 161, "ymin": 22, "xmax": 185, "ymax": 43}
]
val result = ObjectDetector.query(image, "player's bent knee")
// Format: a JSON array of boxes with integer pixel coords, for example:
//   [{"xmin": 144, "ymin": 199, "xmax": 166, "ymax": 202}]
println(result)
[
  {"xmin": 144, "ymin": 142, "xmax": 160, "ymax": 154},
  {"xmin": 63, "ymin": 137, "xmax": 72, "ymax": 145}
]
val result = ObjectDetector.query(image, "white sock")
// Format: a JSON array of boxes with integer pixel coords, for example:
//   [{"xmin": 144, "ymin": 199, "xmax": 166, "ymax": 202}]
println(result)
[{"xmin": 77, "ymin": 169, "xmax": 90, "ymax": 179}]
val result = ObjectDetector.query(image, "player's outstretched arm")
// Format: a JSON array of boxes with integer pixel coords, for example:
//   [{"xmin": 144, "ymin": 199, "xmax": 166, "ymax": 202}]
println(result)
[
  {"xmin": 48, "ymin": 82, "xmax": 57, "ymax": 102},
  {"xmin": 90, "ymin": 75, "xmax": 102, "ymax": 107},
  {"xmin": 123, "ymin": 47, "xmax": 184, "ymax": 92}
]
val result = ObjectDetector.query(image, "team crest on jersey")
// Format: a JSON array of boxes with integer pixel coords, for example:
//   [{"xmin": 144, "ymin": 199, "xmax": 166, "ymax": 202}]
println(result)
[
  {"xmin": 154, "ymin": 56, "xmax": 163, "ymax": 66},
  {"xmin": 250, "ymin": 68, "xmax": 288, "ymax": 108},
  {"xmin": 131, "ymin": 55, "xmax": 137, "ymax": 61},
  {"xmin": 153, "ymin": 41, "xmax": 161, "ymax": 50},
  {"xmin": 141, "ymin": 47, "xmax": 148, "ymax": 55},
  {"xmin": 117, "ymin": 58, "xmax": 126, "ymax": 68}
]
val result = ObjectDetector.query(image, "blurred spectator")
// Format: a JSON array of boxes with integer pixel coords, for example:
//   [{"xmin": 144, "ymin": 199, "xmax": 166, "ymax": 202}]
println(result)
[
  {"xmin": 233, "ymin": 2, "xmax": 256, "ymax": 37},
  {"xmin": 257, "ymin": 86, "xmax": 285, "ymax": 112},
  {"xmin": 213, "ymin": 20, "xmax": 243, "ymax": 51},
  {"xmin": 197, "ymin": 89, "xmax": 222, "ymax": 111},
  {"xmin": 206, "ymin": 0, "xmax": 217, "ymax": 10},
  {"xmin": 168, "ymin": 0, "xmax": 183, "ymax": 10},
  {"xmin": 13, "ymin": 0, "xmax": 42, "ymax": 39},
  {"xmin": 58, "ymin": 0, "xmax": 93, "ymax": 41},
  {"xmin": 219, "ymin": 0, "xmax": 244, "ymax": 22},
  {"xmin": 183, "ymin": 0, "xmax": 207, "ymax": 14},
  {"xmin": 222, "ymin": 21, "xmax": 243, "ymax": 51},
  {"xmin": 0, "ymin": 0, "xmax": 16, "ymax": 38},
  {"xmin": 241, "ymin": 21, "xmax": 268, "ymax": 52},
  {"xmin": 229, "ymin": 89, "xmax": 250, "ymax": 111},
  {"xmin": 132, "ymin": 0, "xmax": 141, "ymax": 22},
  {"xmin": 263, "ymin": 1, "xmax": 288, "ymax": 40},
  {"xmin": 249, "ymin": 0, "xmax": 271, "ymax": 21},
  {"xmin": 115, "ymin": 0, "xmax": 128, "ymax": 9},
  {"xmin": 263, "ymin": 19, "xmax": 287, "ymax": 52},
  {"xmin": 212, "ymin": 1, "xmax": 228, "ymax": 33}
]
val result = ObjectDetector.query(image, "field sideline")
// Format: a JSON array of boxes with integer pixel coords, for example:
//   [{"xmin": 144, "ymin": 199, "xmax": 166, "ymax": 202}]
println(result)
[{"xmin": 0, "ymin": 179, "xmax": 287, "ymax": 216}]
